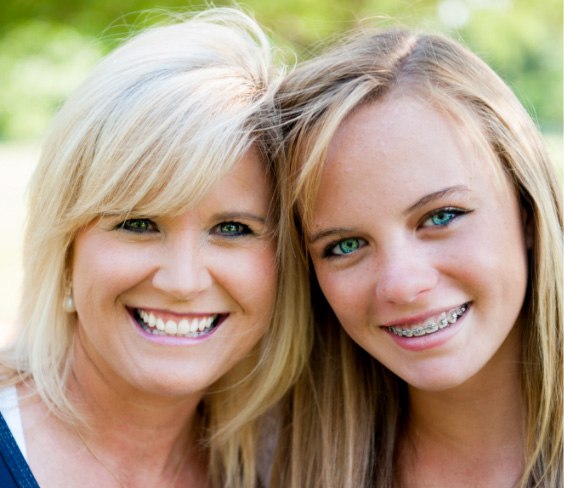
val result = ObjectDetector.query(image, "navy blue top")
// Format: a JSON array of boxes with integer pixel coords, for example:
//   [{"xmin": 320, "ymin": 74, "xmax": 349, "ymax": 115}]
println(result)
[{"xmin": 0, "ymin": 412, "xmax": 39, "ymax": 487}]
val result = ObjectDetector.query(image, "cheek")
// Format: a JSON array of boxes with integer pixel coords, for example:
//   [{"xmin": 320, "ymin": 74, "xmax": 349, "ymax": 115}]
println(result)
[
  {"xmin": 255, "ymin": 258, "xmax": 278, "ymax": 317},
  {"xmin": 227, "ymin": 243, "xmax": 278, "ymax": 316},
  {"xmin": 72, "ymin": 236, "xmax": 151, "ymax": 308},
  {"xmin": 472, "ymin": 242, "xmax": 528, "ymax": 312},
  {"xmin": 436, "ymin": 218, "xmax": 529, "ymax": 324},
  {"xmin": 314, "ymin": 264, "xmax": 370, "ymax": 323},
  {"xmin": 315, "ymin": 270, "xmax": 342, "ymax": 311},
  {"xmin": 315, "ymin": 267, "xmax": 374, "ymax": 349}
]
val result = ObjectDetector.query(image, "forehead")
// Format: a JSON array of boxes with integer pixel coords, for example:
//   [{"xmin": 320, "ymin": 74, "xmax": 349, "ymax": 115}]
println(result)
[
  {"xmin": 327, "ymin": 94, "xmax": 470, "ymax": 172},
  {"xmin": 312, "ymin": 94, "xmax": 511, "ymax": 226},
  {"xmin": 202, "ymin": 146, "xmax": 273, "ymax": 205}
]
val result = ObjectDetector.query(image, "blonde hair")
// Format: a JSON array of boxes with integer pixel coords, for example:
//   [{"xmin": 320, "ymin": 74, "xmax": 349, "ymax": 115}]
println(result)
[
  {"xmin": 274, "ymin": 29, "xmax": 563, "ymax": 487},
  {"xmin": 1, "ymin": 8, "xmax": 311, "ymax": 488}
]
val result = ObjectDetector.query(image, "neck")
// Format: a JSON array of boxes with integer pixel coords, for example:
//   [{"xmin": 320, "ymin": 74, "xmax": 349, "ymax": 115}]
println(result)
[
  {"xmin": 408, "ymin": 360, "xmax": 523, "ymax": 448},
  {"xmin": 66, "ymin": 334, "xmax": 207, "ymax": 486},
  {"xmin": 399, "ymin": 327, "xmax": 524, "ymax": 487}
]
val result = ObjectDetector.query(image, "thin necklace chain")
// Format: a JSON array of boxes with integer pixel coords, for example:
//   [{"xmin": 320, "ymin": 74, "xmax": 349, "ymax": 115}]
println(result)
[{"xmin": 74, "ymin": 425, "xmax": 187, "ymax": 488}]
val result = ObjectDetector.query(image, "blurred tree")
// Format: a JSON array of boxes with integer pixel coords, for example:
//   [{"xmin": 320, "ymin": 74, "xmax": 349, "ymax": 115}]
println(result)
[{"xmin": 0, "ymin": 0, "xmax": 561, "ymax": 139}]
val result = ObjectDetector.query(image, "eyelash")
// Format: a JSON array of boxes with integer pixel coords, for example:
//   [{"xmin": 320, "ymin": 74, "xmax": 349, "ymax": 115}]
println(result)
[
  {"xmin": 212, "ymin": 221, "xmax": 253, "ymax": 237},
  {"xmin": 322, "ymin": 207, "xmax": 471, "ymax": 259},
  {"xmin": 115, "ymin": 219, "xmax": 254, "ymax": 237},
  {"xmin": 419, "ymin": 207, "xmax": 470, "ymax": 229},
  {"xmin": 117, "ymin": 218, "xmax": 158, "ymax": 233},
  {"xmin": 323, "ymin": 237, "xmax": 366, "ymax": 258}
]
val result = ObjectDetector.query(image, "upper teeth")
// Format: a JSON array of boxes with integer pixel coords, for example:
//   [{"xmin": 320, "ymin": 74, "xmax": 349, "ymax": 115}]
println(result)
[
  {"xmin": 138, "ymin": 310, "xmax": 216, "ymax": 337},
  {"xmin": 387, "ymin": 304, "xmax": 467, "ymax": 338}
]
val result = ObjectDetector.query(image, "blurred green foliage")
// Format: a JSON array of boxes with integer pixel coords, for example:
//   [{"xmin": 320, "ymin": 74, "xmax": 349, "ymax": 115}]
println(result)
[{"xmin": 0, "ymin": 0, "xmax": 562, "ymax": 140}]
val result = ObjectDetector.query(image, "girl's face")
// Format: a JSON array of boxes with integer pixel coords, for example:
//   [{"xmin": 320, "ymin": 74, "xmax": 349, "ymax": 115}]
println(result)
[
  {"xmin": 71, "ymin": 147, "xmax": 277, "ymax": 400},
  {"xmin": 307, "ymin": 95, "xmax": 529, "ymax": 392}
]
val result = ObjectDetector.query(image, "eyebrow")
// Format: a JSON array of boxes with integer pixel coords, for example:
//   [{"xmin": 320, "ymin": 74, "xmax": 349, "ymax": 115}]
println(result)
[
  {"xmin": 211, "ymin": 211, "xmax": 268, "ymax": 225},
  {"xmin": 309, "ymin": 226, "xmax": 356, "ymax": 244},
  {"xmin": 404, "ymin": 185, "xmax": 470, "ymax": 215},
  {"xmin": 308, "ymin": 185, "xmax": 470, "ymax": 244}
]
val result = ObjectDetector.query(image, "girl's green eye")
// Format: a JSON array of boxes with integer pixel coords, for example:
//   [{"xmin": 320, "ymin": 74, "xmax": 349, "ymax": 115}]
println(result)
[
  {"xmin": 119, "ymin": 219, "xmax": 157, "ymax": 233},
  {"xmin": 216, "ymin": 221, "xmax": 251, "ymax": 236},
  {"xmin": 329, "ymin": 238, "xmax": 364, "ymax": 256},
  {"xmin": 422, "ymin": 208, "xmax": 467, "ymax": 228},
  {"xmin": 430, "ymin": 211, "xmax": 456, "ymax": 226}
]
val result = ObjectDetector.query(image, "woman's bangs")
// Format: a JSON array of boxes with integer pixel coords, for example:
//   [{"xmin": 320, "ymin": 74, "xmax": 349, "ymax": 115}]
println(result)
[
  {"xmin": 70, "ymin": 96, "xmax": 256, "ymax": 221},
  {"xmin": 94, "ymin": 133, "xmax": 252, "ymax": 220}
]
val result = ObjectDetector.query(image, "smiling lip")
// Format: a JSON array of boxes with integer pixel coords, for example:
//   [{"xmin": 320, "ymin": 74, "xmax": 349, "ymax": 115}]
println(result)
[
  {"xmin": 128, "ymin": 307, "xmax": 225, "ymax": 339},
  {"xmin": 381, "ymin": 303, "xmax": 470, "ymax": 339}
]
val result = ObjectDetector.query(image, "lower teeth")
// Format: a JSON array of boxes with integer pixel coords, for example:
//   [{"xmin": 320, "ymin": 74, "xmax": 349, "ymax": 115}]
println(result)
[{"xmin": 141, "ymin": 324, "xmax": 212, "ymax": 337}]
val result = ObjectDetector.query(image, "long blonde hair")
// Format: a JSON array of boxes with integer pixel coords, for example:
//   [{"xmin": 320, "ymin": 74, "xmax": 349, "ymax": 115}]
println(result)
[
  {"xmin": 274, "ymin": 29, "xmax": 563, "ymax": 488},
  {"xmin": 1, "ymin": 8, "xmax": 311, "ymax": 488}
]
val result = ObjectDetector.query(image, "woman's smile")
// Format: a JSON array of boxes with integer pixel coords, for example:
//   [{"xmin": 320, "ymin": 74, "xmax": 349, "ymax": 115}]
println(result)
[{"xmin": 131, "ymin": 307, "xmax": 225, "ymax": 339}]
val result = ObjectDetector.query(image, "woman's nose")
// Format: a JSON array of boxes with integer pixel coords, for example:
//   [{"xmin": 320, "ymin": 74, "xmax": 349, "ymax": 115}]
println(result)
[{"xmin": 152, "ymin": 235, "xmax": 213, "ymax": 300}]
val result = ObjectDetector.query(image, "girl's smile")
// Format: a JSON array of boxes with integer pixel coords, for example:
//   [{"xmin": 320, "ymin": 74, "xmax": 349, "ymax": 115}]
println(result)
[{"xmin": 383, "ymin": 302, "xmax": 468, "ymax": 337}]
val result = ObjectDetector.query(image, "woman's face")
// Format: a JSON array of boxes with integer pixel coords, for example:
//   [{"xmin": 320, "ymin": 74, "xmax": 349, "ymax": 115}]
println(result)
[
  {"xmin": 71, "ymin": 148, "xmax": 277, "ymax": 399},
  {"xmin": 307, "ymin": 95, "xmax": 529, "ymax": 392}
]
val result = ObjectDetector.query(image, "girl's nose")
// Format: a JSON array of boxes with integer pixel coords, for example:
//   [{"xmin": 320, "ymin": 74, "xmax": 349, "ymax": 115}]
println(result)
[{"xmin": 374, "ymin": 247, "xmax": 438, "ymax": 305}]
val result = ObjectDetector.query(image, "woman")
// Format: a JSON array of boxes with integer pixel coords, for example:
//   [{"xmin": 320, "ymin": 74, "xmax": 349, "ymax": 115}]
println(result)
[
  {"xmin": 0, "ymin": 8, "xmax": 310, "ymax": 488},
  {"xmin": 275, "ymin": 29, "xmax": 562, "ymax": 487}
]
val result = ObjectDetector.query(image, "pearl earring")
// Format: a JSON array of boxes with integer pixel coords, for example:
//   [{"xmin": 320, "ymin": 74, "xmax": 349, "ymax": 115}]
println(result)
[{"xmin": 63, "ymin": 293, "xmax": 76, "ymax": 313}]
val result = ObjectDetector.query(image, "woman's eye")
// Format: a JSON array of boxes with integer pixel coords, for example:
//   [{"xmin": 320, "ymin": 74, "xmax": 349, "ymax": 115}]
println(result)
[
  {"xmin": 117, "ymin": 218, "xmax": 157, "ymax": 233},
  {"xmin": 326, "ymin": 237, "xmax": 365, "ymax": 257},
  {"xmin": 214, "ymin": 221, "xmax": 252, "ymax": 237},
  {"xmin": 421, "ymin": 208, "xmax": 466, "ymax": 228}
]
